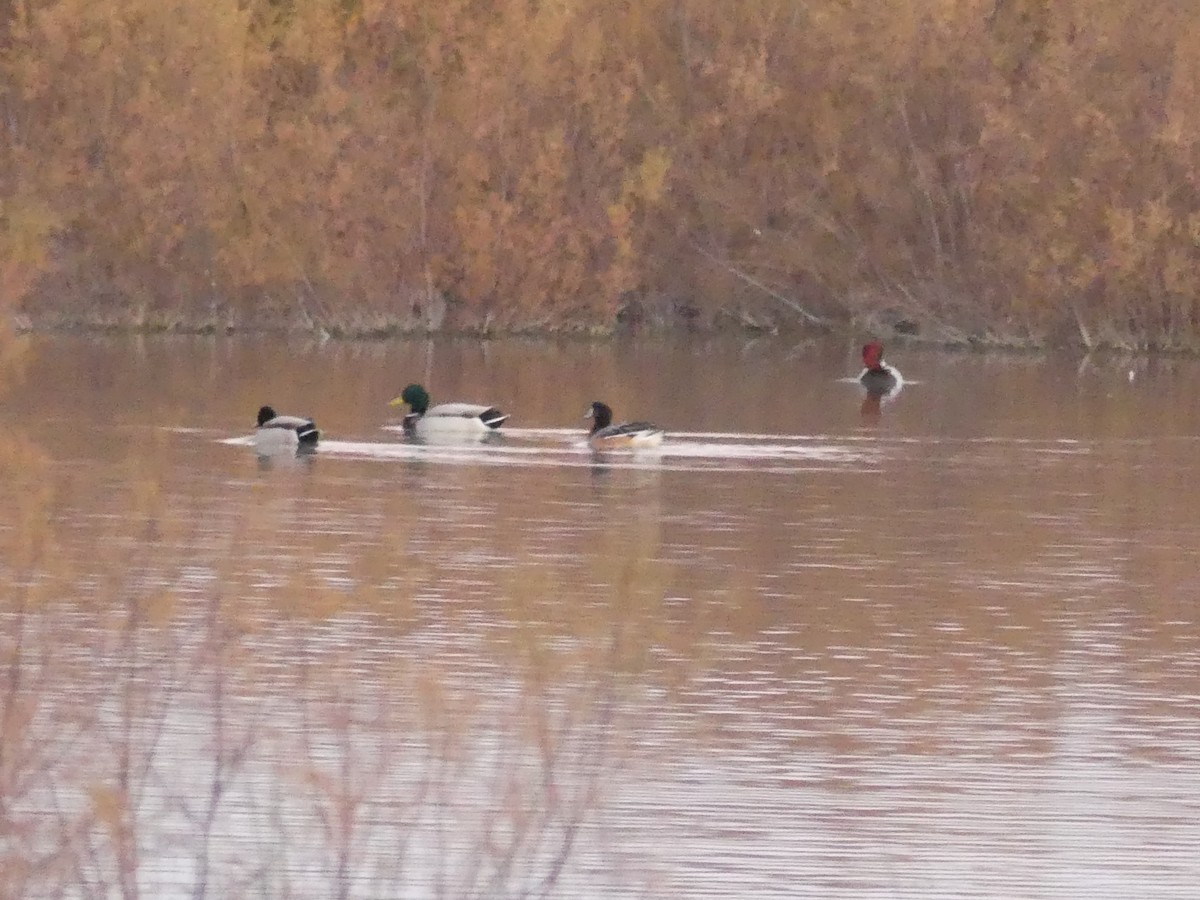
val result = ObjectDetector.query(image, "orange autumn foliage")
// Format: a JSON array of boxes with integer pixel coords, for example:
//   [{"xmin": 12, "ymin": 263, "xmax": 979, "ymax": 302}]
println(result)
[{"xmin": 1, "ymin": 0, "xmax": 1200, "ymax": 345}]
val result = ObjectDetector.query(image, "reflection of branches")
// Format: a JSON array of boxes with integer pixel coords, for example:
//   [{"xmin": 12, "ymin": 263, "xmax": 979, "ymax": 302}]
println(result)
[
  {"xmin": 528, "ymin": 651, "xmax": 620, "ymax": 900},
  {"xmin": 1, "ymin": 436, "xmax": 80, "ymax": 897},
  {"xmin": 185, "ymin": 585, "xmax": 261, "ymax": 900},
  {"xmin": 0, "ymin": 458, "xmax": 665, "ymax": 898},
  {"xmin": 0, "ymin": 589, "xmax": 59, "ymax": 898},
  {"xmin": 67, "ymin": 585, "xmax": 181, "ymax": 899},
  {"xmin": 196, "ymin": 612, "xmax": 636, "ymax": 900},
  {"xmin": 3, "ymin": 607, "xmax": 643, "ymax": 898},
  {"xmin": 469, "ymin": 677, "xmax": 617, "ymax": 900}
]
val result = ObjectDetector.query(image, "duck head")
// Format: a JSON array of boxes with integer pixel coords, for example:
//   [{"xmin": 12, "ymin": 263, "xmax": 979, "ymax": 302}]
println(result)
[
  {"xmin": 585, "ymin": 401, "xmax": 613, "ymax": 433},
  {"xmin": 862, "ymin": 340, "xmax": 887, "ymax": 373},
  {"xmin": 390, "ymin": 383, "xmax": 429, "ymax": 414},
  {"xmin": 257, "ymin": 405, "xmax": 277, "ymax": 427}
]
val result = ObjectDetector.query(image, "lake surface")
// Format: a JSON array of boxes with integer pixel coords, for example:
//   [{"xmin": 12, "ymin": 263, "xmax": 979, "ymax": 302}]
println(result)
[{"xmin": 2, "ymin": 334, "xmax": 1199, "ymax": 898}]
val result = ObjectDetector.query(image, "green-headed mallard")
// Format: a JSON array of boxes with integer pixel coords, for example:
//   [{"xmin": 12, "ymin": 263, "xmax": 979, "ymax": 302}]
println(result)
[{"xmin": 389, "ymin": 383, "xmax": 509, "ymax": 438}]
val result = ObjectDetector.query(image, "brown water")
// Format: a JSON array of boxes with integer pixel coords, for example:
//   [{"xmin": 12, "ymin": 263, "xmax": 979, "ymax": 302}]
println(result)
[{"xmin": 2, "ymin": 335, "xmax": 1199, "ymax": 898}]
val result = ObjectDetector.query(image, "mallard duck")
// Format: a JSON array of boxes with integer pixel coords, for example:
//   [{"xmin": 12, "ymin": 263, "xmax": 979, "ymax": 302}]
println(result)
[
  {"xmin": 254, "ymin": 405, "xmax": 319, "ymax": 454},
  {"xmin": 585, "ymin": 401, "xmax": 664, "ymax": 448},
  {"xmin": 388, "ymin": 383, "xmax": 509, "ymax": 437},
  {"xmin": 858, "ymin": 340, "xmax": 903, "ymax": 395}
]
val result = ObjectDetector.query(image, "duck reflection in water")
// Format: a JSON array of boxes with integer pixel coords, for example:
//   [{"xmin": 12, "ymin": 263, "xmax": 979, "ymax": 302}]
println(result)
[
  {"xmin": 588, "ymin": 453, "xmax": 614, "ymax": 478},
  {"xmin": 256, "ymin": 450, "xmax": 317, "ymax": 472}
]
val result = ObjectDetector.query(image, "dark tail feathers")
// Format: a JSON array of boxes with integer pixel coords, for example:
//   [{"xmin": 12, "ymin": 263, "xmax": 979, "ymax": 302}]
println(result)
[{"xmin": 481, "ymin": 408, "xmax": 509, "ymax": 429}]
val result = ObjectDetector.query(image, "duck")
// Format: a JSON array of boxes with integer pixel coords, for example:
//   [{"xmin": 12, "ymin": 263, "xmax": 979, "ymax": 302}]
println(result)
[
  {"xmin": 858, "ymin": 340, "xmax": 903, "ymax": 395},
  {"xmin": 388, "ymin": 383, "xmax": 509, "ymax": 438},
  {"xmin": 254, "ymin": 405, "xmax": 319, "ymax": 454},
  {"xmin": 585, "ymin": 401, "xmax": 665, "ymax": 448}
]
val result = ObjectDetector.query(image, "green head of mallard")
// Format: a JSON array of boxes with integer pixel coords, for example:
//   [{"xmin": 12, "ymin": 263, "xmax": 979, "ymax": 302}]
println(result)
[{"xmin": 390, "ymin": 383, "xmax": 430, "ymax": 414}]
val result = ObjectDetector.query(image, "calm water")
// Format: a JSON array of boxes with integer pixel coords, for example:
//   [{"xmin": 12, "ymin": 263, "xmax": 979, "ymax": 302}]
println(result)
[{"xmin": 2, "ymin": 335, "xmax": 1199, "ymax": 898}]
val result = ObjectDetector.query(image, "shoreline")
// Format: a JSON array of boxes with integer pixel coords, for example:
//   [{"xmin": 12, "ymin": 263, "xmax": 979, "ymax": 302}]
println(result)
[
  {"xmin": 8, "ymin": 315, "xmax": 1195, "ymax": 358},
  {"xmin": 10, "ymin": 309, "xmax": 1200, "ymax": 357}
]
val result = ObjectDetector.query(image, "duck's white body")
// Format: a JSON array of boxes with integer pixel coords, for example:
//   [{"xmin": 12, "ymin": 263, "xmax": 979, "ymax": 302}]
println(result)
[
  {"xmin": 405, "ymin": 403, "xmax": 509, "ymax": 438},
  {"xmin": 253, "ymin": 426, "xmax": 304, "ymax": 455},
  {"xmin": 590, "ymin": 423, "xmax": 665, "ymax": 448},
  {"xmin": 254, "ymin": 407, "xmax": 319, "ymax": 455}
]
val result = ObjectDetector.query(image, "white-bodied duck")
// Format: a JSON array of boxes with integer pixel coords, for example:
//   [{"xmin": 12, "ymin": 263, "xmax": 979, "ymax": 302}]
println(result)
[
  {"xmin": 585, "ymin": 401, "xmax": 665, "ymax": 449},
  {"xmin": 389, "ymin": 383, "xmax": 509, "ymax": 438},
  {"xmin": 254, "ymin": 405, "xmax": 319, "ymax": 454}
]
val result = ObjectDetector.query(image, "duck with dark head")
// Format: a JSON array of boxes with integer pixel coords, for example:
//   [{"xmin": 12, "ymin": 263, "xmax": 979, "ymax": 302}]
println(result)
[
  {"xmin": 584, "ymin": 401, "xmax": 665, "ymax": 449},
  {"xmin": 254, "ymin": 405, "xmax": 319, "ymax": 455}
]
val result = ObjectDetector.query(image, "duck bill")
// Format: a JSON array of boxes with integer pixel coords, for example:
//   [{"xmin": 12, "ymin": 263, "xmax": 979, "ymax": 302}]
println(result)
[{"xmin": 388, "ymin": 397, "xmax": 407, "ymax": 408}]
